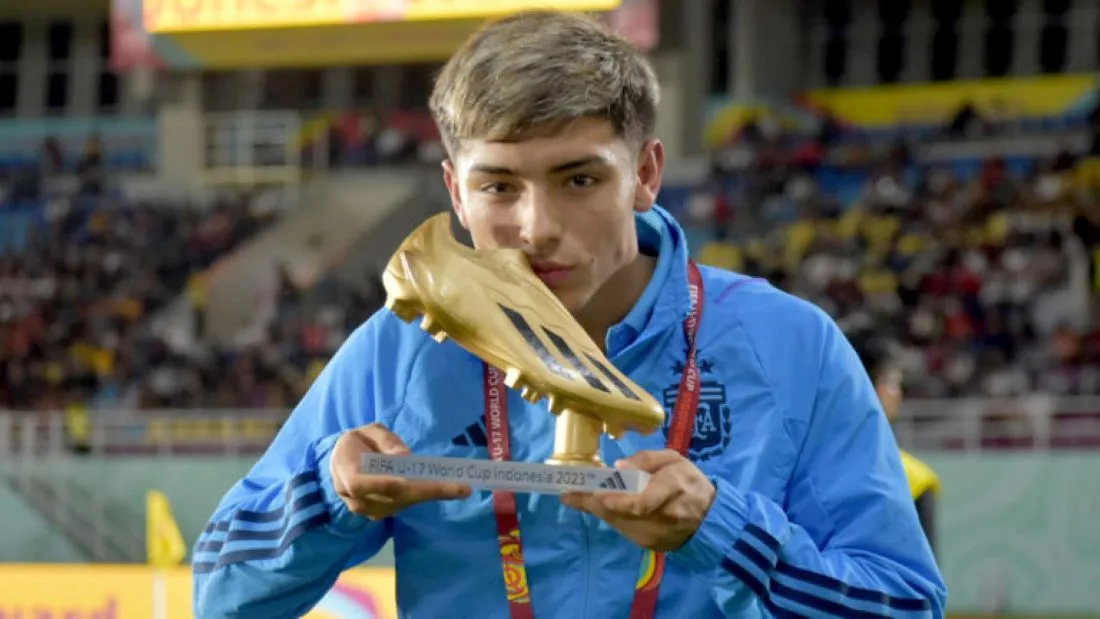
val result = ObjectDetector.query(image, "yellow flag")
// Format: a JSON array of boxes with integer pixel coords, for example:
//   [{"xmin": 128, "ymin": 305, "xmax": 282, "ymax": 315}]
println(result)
[
  {"xmin": 146, "ymin": 490, "xmax": 187, "ymax": 569},
  {"xmin": 1094, "ymin": 249, "xmax": 1100, "ymax": 292},
  {"xmin": 900, "ymin": 451, "xmax": 941, "ymax": 501}
]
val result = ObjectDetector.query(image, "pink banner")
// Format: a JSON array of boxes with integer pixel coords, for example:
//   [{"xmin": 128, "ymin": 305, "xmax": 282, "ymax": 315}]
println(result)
[
  {"xmin": 607, "ymin": 0, "xmax": 658, "ymax": 52},
  {"xmin": 111, "ymin": 0, "xmax": 166, "ymax": 72}
]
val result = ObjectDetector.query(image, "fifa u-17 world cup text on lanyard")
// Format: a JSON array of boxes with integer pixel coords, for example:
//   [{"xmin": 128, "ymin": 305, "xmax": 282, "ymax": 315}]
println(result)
[{"xmin": 482, "ymin": 260, "xmax": 706, "ymax": 619}]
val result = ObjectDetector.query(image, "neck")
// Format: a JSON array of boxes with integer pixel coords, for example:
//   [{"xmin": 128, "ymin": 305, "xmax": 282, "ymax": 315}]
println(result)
[{"xmin": 573, "ymin": 252, "xmax": 657, "ymax": 351}]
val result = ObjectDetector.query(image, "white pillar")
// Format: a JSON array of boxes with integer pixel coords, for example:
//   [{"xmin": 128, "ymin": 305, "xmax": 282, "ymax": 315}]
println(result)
[
  {"xmin": 323, "ymin": 67, "xmax": 353, "ymax": 110},
  {"xmin": 69, "ymin": 20, "xmax": 98, "ymax": 116},
  {"xmin": 1014, "ymin": 0, "xmax": 1044, "ymax": 76},
  {"xmin": 681, "ymin": 0, "xmax": 712, "ymax": 155},
  {"xmin": 17, "ymin": 20, "xmax": 46, "ymax": 116},
  {"xmin": 902, "ymin": 4, "xmax": 933, "ymax": 83},
  {"xmin": 731, "ymin": 0, "xmax": 755, "ymax": 99},
  {"xmin": 957, "ymin": 3, "xmax": 986, "ymax": 79},
  {"xmin": 157, "ymin": 73, "xmax": 203, "ymax": 197},
  {"xmin": 846, "ymin": 7, "xmax": 879, "ymax": 86},
  {"xmin": 1066, "ymin": 0, "xmax": 1098, "ymax": 73}
]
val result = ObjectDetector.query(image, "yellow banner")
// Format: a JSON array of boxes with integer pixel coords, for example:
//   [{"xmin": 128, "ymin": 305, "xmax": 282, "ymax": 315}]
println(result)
[
  {"xmin": 385, "ymin": 0, "xmax": 620, "ymax": 22},
  {"xmin": 0, "ymin": 565, "xmax": 397, "ymax": 619},
  {"xmin": 165, "ymin": 19, "xmax": 490, "ymax": 67},
  {"xmin": 804, "ymin": 74, "xmax": 1098, "ymax": 128},
  {"xmin": 146, "ymin": 0, "xmax": 620, "ymax": 33},
  {"xmin": 145, "ymin": 0, "xmax": 345, "ymax": 32},
  {"xmin": 703, "ymin": 73, "xmax": 1099, "ymax": 146}
]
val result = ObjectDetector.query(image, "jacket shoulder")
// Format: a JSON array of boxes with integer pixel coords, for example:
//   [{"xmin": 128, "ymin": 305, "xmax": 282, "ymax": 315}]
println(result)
[
  {"xmin": 695, "ymin": 266, "xmax": 850, "ymax": 423},
  {"xmin": 698, "ymin": 265, "xmax": 836, "ymax": 342}
]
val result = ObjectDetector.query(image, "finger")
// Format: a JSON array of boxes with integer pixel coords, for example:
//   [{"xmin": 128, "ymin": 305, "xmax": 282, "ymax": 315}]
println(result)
[
  {"xmin": 331, "ymin": 425, "xmax": 406, "ymax": 488},
  {"xmin": 562, "ymin": 493, "xmax": 625, "ymax": 523},
  {"xmin": 560, "ymin": 492, "xmax": 598, "ymax": 514},
  {"xmin": 600, "ymin": 475, "xmax": 683, "ymax": 517},
  {"xmin": 357, "ymin": 423, "xmax": 411, "ymax": 455},
  {"xmin": 618, "ymin": 449, "xmax": 684, "ymax": 474},
  {"xmin": 330, "ymin": 432, "xmax": 376, "ymax": 494},
  {"xmin": 341, "ymin": 474, "xmax": 409, "ymax": 500},
  {"xmin": 341, "ymin": 495, "xmax": 395, "ymax": 520},
  {"xmin": 344, "ymin": 475, "xmax": 472, "ymax": 510}
]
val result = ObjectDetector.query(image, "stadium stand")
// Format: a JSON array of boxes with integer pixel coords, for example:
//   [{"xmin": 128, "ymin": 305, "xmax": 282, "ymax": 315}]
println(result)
[
  {"xmin": 299, "ymin": 108, "xmax": 446, "ymax": 169},
  {"xmin": 0, "ymin": 190, "xmax": 279, "ymax": 411},
  {"xmin": 5, "ymin": 93, "xmax": 1098, "ymax": 413},
  {"xmin": 683, "ymin": 94, "xmax": 1100, "ymax": 402}
]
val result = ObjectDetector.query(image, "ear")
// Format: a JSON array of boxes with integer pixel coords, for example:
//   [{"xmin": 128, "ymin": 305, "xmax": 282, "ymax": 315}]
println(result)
[
  {"xmin": 633, "ymin": 139, "xmax": 665, "ymax": 213},
  {"xmin": 442, "ymin": 159, "xmax": 469, "ymax": 229}
]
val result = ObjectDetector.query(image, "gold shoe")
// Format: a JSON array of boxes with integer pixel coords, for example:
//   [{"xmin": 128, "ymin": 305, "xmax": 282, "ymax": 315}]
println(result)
[{"xmin": 383, "ymin": 213, "xmax": 666, "ymax": 467}]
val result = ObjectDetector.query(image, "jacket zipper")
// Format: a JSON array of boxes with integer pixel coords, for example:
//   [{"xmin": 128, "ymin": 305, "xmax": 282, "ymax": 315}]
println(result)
[{"xmin": 580, "ymin": 511, "xmax": 593, "ymax": 616}]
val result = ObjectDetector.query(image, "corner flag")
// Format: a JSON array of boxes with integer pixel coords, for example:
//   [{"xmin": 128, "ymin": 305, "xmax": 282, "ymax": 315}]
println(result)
[{"xmin": 146, "ymin": 490, "xmax": 186, "ymax": 568}]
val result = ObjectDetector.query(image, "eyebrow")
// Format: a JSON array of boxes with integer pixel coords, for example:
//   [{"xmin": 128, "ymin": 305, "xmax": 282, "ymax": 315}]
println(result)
[{"xmin": 468, "ymin": 155, "xmax": 610, "ymax": 176}]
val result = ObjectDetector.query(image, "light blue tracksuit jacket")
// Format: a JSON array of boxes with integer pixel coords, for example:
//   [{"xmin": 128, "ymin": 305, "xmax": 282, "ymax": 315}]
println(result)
[{"xmin": 193, "ymin": 205, "xmax": 947, "ymax": 618}]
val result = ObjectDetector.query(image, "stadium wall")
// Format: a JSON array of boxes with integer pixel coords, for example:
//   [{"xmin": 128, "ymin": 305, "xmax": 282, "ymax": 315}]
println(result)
[
  {"xmin": 0, "ymin": 483, "xmax": 84, "ymax": 563},
  {"xmin": 932, "ymin": 453, "xmax": 1100, "ymax": 614},
  {"xmin": 1, "ymin": 454, "xmax": 1097, "ymax": 614}
]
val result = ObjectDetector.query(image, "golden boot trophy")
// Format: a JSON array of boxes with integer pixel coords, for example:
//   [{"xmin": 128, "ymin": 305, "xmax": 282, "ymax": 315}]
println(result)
[{"xmin": 361, "ymin": 213, "xmax": 666, "ymax": 494}]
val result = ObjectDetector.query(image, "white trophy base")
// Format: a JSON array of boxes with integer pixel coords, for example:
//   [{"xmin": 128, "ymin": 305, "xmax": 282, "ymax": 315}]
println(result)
[{"xmin": 361, "ymin": 453, "xmax": 650, "ymax": 494}]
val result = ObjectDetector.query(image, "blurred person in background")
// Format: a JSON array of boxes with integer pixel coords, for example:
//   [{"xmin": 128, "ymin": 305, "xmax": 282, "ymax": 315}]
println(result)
[{"xmin": 851, "ymin": 332, "xmax": 940, "ymax": 558}]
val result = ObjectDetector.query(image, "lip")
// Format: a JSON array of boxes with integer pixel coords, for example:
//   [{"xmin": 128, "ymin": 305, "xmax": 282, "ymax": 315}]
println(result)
[{"xmin": 529, "ymin": 262, "xmax": 575, "ymax": 287}]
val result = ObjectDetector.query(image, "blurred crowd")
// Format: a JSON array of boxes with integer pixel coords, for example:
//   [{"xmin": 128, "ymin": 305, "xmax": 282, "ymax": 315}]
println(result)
[
  {"xmin": 304, "ymin": 108, "xmax": 445, "ymax": 169},
  {"xmin": 0, "ymin": 195, "xmax": 274, "ymax": 411},
  {"xmin": 133, "ymin": 270, "xmax": 386, "ymax": 411},
  {"xmin": 690, "ymin": 98, "xmax": 1100, "ymax": 398},
  {"xmin": 0, "ymin": 111, "xmax": 408, "ymax": 416},
  {"xmin": 3, "ymin": 97, "xmax": 1100, "ymax": 415},
  {"xmin": 0, "ymin": 134, "xmax": 114, "ymax": 208}
]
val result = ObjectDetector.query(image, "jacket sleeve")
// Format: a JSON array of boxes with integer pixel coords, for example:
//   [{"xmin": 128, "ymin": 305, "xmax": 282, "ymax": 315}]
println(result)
[
  {"xmin": 668, "ymin": 307, "xmax": 948, "ymax": 618},
  {"xmin": 192, "ymin": 316, "xmax": 398, "ymax": 619}
]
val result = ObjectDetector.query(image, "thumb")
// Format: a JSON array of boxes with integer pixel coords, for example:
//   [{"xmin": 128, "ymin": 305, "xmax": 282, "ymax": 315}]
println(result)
[
  {"xmin": 619, "ymin": 449, "xmax": 682, "ymax": 474},
  {"xmin": 358, "ymin": 423, "xmax": 411, "ymax": 455},
  {"xmin": 614, "ymin": 458, "xmax": 637, "ymax": 471}
]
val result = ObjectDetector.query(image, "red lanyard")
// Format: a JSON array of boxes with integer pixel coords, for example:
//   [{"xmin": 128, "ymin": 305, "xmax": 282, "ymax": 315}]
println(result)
[
  {"xmin": 484, "ymin": 359, "xmax": 537, "ymax": 619},
  {"xmin": 483, "ymin": 260, "xmax": 705, "ymax": 619}
]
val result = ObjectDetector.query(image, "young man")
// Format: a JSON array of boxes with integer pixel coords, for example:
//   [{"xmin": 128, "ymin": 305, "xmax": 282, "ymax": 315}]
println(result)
[
  {"xmin": 851, "ymin": 334, "xmax": 941, "ymax": 557},
  {"xmin": 193, "ymin": 11, "xmax": 946, "ymax": 618}
]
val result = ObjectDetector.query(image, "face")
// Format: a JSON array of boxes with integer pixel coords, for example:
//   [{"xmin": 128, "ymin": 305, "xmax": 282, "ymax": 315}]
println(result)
[
  {"xmin": 443, "ymin": 117, "xmax": 664, "ymax": 313},
  {"xmin": 876, "ymin": 367, "xmax": 903, "ymax": 421}
]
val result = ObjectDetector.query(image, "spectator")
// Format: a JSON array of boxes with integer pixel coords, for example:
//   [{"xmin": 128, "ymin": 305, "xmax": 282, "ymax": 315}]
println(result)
[
  {"xmin": 945, "ymin": 100, "xmax": 987, "ymax": 139},
  {"xmin": 695, "ymin": 145, "xmax": 1099, "ymax": 398},
  {"xmin": 0, "ymin": 195, "xmax": 274, "ymax": 411}
]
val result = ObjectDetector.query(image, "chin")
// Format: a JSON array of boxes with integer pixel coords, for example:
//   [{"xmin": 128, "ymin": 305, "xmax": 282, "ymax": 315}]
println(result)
[
  {"xmin": 560, "ymin": 292, "xmax": 604, "ymax": 320},
  {"xmin": 549, "ymin": 287, "xmax": 585, "ymax": 313}
]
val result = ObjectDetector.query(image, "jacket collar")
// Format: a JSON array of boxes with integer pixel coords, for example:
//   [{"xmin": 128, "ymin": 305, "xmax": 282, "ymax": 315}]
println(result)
[{"xmin": 606, "ymin": 204, "xmax": 693, "ymax": 356}]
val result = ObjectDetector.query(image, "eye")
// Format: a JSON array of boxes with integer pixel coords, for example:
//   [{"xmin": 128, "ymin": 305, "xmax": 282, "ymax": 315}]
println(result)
[
  {"xmin": 479, "ymin": 182, "xmax": 515, "ymax": 195},
  {"xmin": 567, "ymin": 174, "xmax": 599, "ymax": 189}
]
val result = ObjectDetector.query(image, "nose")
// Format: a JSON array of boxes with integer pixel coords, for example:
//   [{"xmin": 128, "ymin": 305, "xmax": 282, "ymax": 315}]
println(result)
[{"xmin": 517, "ymin": 188, "xmax": 563, "ymax": 253}]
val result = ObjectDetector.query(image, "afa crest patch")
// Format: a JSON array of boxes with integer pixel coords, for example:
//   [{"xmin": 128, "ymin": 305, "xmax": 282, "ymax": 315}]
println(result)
[{"xmin": 663, "ymin": 356, "xmax": 732, "ymax": 462}]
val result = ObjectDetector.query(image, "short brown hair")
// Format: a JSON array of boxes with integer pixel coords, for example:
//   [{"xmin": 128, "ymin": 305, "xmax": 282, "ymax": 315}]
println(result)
[{"xmin": 429, "ymin": 10, "xmax": 660, "ymax": 157}]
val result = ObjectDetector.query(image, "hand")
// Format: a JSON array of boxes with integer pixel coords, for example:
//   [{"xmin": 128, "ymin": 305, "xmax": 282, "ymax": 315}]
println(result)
[
  {"xmin": 560, "ymin": 449, "xmax": 716, "ymax": 552},
  {"xmin": 329, "ymin": 423, "xmax": 472, "ymax": 520}
]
